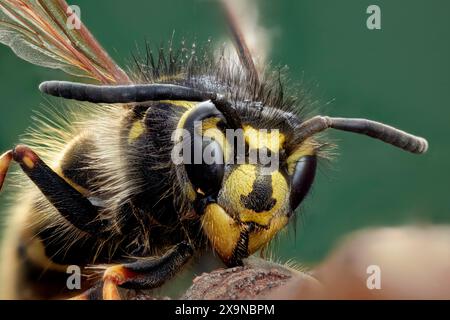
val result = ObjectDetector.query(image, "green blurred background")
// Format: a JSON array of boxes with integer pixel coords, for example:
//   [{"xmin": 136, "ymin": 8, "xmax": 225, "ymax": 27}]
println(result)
[{"xmin": 0, "ymin": 0, "xmax": 449, "ymax": 265}]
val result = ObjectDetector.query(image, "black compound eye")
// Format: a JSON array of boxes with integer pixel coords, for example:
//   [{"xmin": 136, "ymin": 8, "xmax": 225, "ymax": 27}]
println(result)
[
  {"xmin": 290, "ymin": 155, "xmax": 317, "ymax": 210},
  {"xmin": 185, "ymin": 139, "xmax": 224, "ymax": 196},
  {"xmin": 182, "ymin": 101, "xmax": 227, "ymax": 197}
]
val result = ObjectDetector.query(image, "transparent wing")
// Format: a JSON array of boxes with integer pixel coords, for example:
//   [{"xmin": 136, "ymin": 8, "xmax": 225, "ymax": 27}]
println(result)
[
  {"xmin": 0, "ymin": 0, "xmax": 130, "ymax": 84},
  {"xmin": 219, "ymin": 0, "xmax": 272, "ymax": 74}
]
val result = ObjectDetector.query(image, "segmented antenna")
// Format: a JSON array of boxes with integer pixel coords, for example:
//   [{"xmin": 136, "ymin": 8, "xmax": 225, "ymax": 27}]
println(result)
[
  {"xmin": 296, "ymin": 116, "xmax": 428, "ymax": 154},
  {"xmin": 39, "ymin": 81, "xmax": 215, "ymax": 103},
  {"xmin": 39, "ymin": 81, "xmax": 243, "ymax": 129}
]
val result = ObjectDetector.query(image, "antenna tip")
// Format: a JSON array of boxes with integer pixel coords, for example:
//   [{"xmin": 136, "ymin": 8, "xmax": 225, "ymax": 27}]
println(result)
[
  {"xmin": 38, "ymin": 82, "xmax": 46, "ymax": 93},
  {"xmin": 418, "ymin": 138, "xmax": 429, "ymax": 154},
  {"xmin": 39, "ymin": 81, "xmax": 55, "ymax": 94},
  {"xmin": 39, "ymin": 81, "xmax": 63, "ymax": 97}
]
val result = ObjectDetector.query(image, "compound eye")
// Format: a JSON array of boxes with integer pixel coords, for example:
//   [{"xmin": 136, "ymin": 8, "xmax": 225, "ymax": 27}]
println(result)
[
  {"xmin": 290, "ymin": 155, "xmax": 317, "ymax": 210},
  {"xmin": 185, "ymin": 139, "xmax": 225, "ymax": 196},
  {"xmin": 182, "ymin": 101, "xmax": 227, "ymax": 197}
]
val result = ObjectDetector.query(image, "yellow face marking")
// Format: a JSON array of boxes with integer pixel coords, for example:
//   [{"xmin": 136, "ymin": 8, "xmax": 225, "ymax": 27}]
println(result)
[
  {"xmin": 243, "ymin": 125, "xmax": 285, "ymax": 152},
  {"xmin": 201, "ymin": 203, "xmax": 242, "ymax": 264},
  {"xmin": 286, "ymin": 138, "xmax": 316, "ymax": 175},
  {"xmin": 128, "ymin": 120, "xmax": 145, "ymax": 144},
  {"xmin": 248, "ymin": 215, "xmax": 288, "ymax": 254},
  {"xmin": 223, "ymin": 164, "xmax": 289, "ymax": 226},
  {"xmin": 22, "ymin": 156, "xmax": 35, "ymax": 169},
  {"xmin": 202, "ymin": 202, "xmax": 288, "ymax": 260},
  {"xmin": 240, "ymin": 169, "xmax": 288, "ymax": 225}
]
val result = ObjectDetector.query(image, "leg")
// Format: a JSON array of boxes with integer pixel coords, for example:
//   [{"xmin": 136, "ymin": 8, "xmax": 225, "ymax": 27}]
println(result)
[
  {"xmin": 0, "ymin": 150, "xmax": 12, "ymax": 192},
  {"xmin": 0, "ymin": 145, "xmax": 104, "ymax": 235},
  {"xmin": 73, "ymin": 242, "xmax": 194, "ymax": 300}
]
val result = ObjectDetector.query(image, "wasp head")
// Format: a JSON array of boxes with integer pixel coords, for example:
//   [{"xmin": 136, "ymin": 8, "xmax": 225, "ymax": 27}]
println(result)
[{"xmin": 178, "ymin": 100, "xmax": 317, "ymax": 266}]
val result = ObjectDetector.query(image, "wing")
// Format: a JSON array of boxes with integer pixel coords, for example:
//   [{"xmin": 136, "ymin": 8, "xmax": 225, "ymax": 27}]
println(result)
[
  {"xmin": 0, "ymin": 0, "xmax": 130, "ymax": 84},
  {"xmin": 219, "ymin": 0, "xmax": 272, "ymax": 81}
]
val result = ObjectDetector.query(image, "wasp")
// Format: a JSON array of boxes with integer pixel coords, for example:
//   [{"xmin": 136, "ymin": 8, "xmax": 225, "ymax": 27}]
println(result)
[{"xmin": 0, "ymin": 0, "xmax": 428, "ymax": 300}]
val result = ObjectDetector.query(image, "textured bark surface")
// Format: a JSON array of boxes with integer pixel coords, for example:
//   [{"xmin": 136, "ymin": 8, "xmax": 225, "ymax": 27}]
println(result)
[
  {"xmin": 182, "ymin": 266, "xmax": 290, "ymax": 300},
  {"xmin": 135, "ymin": 226, "xmax": 450, "ymax": 300}
]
